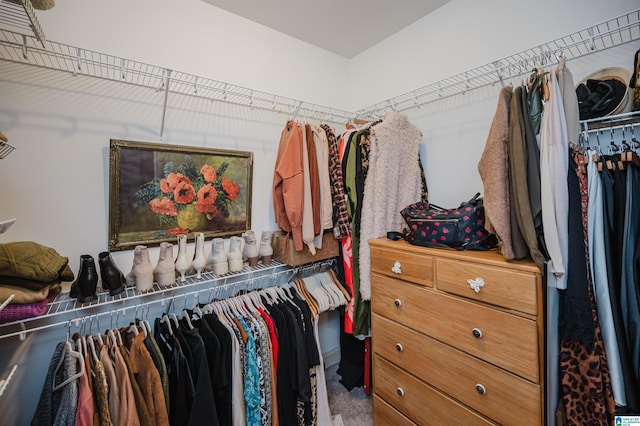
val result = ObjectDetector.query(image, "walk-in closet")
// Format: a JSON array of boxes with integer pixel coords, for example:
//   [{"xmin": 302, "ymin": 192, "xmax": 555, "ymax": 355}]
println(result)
[{"xmin": 1, "ymin": 0, "xmax": 639, "ymax": 424}]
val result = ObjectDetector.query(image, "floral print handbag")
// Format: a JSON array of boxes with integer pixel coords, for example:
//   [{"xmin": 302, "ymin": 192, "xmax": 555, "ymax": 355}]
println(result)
[{"xmin": 398, "ymin": 193, "xmax": 497, "ymax": 250}]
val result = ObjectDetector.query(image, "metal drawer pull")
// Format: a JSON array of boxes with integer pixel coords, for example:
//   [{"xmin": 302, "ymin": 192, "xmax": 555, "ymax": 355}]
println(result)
[
  {"xmin": 397, "ymin": 387, "xmax": 405, "ymax": 397},
  {"xmin": 392, "ymin": 261, "xmax": 402, "ymax": 274},
  {"xmin": 475, "ymin": 384, "xmax": 487, "ymax": 395},
  {"xmin": 472, "ymin": 328, "xmax": 483, "ymax": 339},
  {"xmin": 395, "ymin": 343, "xmax": 404, "ymax": 352},
  {"xmin": 467, "ymin": 277, "xmax": 485, "ymax": 293},
  {"xmin": 394, "ymin": 299, "xmax": 402, "ymax": 307}
]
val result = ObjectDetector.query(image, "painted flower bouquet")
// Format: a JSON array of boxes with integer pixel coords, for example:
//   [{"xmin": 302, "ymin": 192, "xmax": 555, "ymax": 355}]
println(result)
[{"xmin": 134, "ymin": 155, "xmax": 241, "ymax": 233}]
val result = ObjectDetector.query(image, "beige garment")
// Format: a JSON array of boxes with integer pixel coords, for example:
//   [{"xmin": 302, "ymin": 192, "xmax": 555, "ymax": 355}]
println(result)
[
  {"xmin": 478, "ymin": 86, "xmax": 517, "ymax": 259},
  {"xmin": 113, "ymin": 344, "xmax": 141, "ymax": 426},
  {"xmin": 127, "ymin": 333, "xmax": 169, "ymax": 426},
  {"xmin": 0, "ymin": 283, "xmax": 60, "ymax": 304},
  {"xmin": 99, "ymin": 346, "xmax": 120, "ymax": 426},
  {"xmin": 301, "ymin": 124, "xmax": 316, "ymax": 255}
]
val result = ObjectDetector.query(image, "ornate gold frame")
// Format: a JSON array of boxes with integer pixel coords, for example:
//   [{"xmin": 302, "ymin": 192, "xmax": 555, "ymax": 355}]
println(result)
[{"xmin": 108, "ymin": 139, "xmax": 253, "ymax": 251}]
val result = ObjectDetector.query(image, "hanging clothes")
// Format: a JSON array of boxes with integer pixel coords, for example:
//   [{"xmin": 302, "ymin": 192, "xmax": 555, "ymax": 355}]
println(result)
[
  {"xmin": 559, "ymin": 150, "xmax": 616, "ymax": 424},
  {"xmin": 478, "ymin": 86, "xmax": 517, "ymax": 259},
  {"xmin": 601, "ymin": 159, "xmax": 640, "ymax": 412},
  {"xmin": 31, "ymin": 341, "xmax": 79, "ymax": 426},
  {"xmin": 272, "ymin": 120, "xmax": 305, "ymax": 251},
  {"xmin": 586, "ymin": 152, "xmax": 627, "ymax": 409},
  {"xmin": 540, "ymin": 70, "xmax": 570, "ymax": 290},
  {"xmin": 509, "ymin": 85, "xmax": 546, "ymax": 269},
  {"xmin": 359, "ymin": 112, "xmax": 423, "ymax": 304}
]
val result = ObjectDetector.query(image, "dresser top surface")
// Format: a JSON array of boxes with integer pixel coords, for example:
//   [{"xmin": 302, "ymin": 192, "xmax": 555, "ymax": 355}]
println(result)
[{"xmin": 369, "ymin": 238, "xmax": 541, "ymax": 274}]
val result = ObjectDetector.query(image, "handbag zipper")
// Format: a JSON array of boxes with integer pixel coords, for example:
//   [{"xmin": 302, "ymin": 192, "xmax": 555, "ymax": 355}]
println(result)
[{"xmin": 408, "ymin": 218, "xmax": 459, "ymax": 223}]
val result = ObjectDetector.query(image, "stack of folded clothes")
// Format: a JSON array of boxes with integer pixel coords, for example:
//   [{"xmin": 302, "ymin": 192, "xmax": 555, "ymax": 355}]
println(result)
[{"xmin": 0, "ymin": 241, "xmax": 75, "ymax": 324}]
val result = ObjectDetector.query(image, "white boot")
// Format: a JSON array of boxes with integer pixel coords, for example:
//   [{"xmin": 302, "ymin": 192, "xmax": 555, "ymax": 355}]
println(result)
[
  {"xmin": 191, "ymin": 232, "xmax": 207, "ymax": 279},
  {"xmin": 126, "ymin": 245, "xmax": 146, "ymax": 287},
  {"xmin": 154, "ymin": 242, "xmax": 176, "ymax": 287},
  {"xmin": 243, "ymin": 230, "xmax": 259, "ymax": 267},
  {"xmin": 207, "ymin": 238, "xmax": 228, "ymax": 275},
  {"xmin": 134, "ymin": 246, "xmax": 154, "ymax": 293},
  {"xmin": 175, "ymin": 234, "xmax": 190, "ymax": 282},
  {"xmin": 228, "ymin": 236, "xmax": 244, "ymax": 273},
  {"xmin": 259, "ymin": 230, "xmax": 274, "ymax": 264}
]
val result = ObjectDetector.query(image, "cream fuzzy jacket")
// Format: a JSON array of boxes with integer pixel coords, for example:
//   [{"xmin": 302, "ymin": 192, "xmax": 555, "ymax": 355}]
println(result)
[{"xmin": 359, "ymin": 112, "xmax": 423, "ymax": 301}]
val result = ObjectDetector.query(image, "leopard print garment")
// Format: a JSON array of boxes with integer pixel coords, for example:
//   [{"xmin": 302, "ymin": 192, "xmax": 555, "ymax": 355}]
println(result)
[{"xmin": 559, "ymin": 151, "xmax": 616, "ymax": 425}]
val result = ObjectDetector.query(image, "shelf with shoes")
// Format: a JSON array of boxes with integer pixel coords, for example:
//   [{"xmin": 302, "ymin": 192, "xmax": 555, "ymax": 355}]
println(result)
[{"xmin": 0, "ymin": 257, "xmax": 336, "ymax": 341}]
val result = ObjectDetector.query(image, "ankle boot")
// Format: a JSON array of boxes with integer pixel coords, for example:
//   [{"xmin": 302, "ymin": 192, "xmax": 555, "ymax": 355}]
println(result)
[
  {"xmin": 207, "ymin": 237, "xmax": 228, "ymax": 275},
  {"xmin": 259, "ymin": 231, "xmax": 274, "ymax": 264},
  {"xmin": 228, "ymin": 236, "xmax": 244, "ymax": 272},
  {"xmin": 243, "ymin": 230, "xmax": 259, "ymax": 267},
  {"xmin": 98, "ymin": 251, "xmax": 125, "ymax": 296},
  {"xmin": 133, "ymin": 246, "xmax": 154, "ymax": 292},
  {"xmin": 175, "ymin": 234, "xmax": 190, "ymax": 282},
  {"xmin": 126, "ymin": 245, "xmax": 146, "ymax": 287},
  {"xmin": 70, "ymin": 255, "xmax": 98, "ymax": 303},
  {"xmin": 154, "ymin": 242, "xmax": 175, "ymax": 287},
  {"xmin": 191, "ymin": 232, "xmax": 207, "ymax": 279}
]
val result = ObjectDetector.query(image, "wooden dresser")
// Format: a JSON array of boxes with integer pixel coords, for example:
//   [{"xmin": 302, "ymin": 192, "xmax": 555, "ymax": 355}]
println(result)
[{"xmin": 370, "ymin": 238, "xmax": 544, "ymax": 425}]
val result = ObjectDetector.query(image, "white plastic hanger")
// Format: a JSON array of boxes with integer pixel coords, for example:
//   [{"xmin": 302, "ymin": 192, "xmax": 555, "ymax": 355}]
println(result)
[
  {"xmin": 52, "ymin": 341, "xmax": 85, "ymax": 392},
  {"xmin": 182, "ymin": 309, "xmax": 194, "ymax": 330},
  {"xmin": 87, "ymin": 335, "xmax": 99, "ymax": 364},
  {"xmin": 160, "ymin": 314, "xmax": 174, "ymax": 336}
]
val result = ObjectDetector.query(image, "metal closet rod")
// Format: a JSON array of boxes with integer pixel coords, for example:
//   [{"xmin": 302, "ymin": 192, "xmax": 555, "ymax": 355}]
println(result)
[
  {"xmin": 0, "ymin": 258, "xmax": 335, "ymax": 340},
  {"xmin": 355, "ymin": 8, "xmax": 640, "ymax": 119}
]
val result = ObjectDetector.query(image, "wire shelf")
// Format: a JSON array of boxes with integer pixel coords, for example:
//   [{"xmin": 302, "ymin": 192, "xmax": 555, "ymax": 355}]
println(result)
[
  {"xmin": 0, "ymin": 28, "xmax": 355, "ymax": 127},
  {"xmin": 356, "ymin": 9, "xmax": 640, "ymax": 118},
  {"xmin": 0, "ymin": 258, "xmax": 336, "ymax": 340},
  {"xmin": 0, "ymin": 0, "xmax": 44, "ymax": 46}
]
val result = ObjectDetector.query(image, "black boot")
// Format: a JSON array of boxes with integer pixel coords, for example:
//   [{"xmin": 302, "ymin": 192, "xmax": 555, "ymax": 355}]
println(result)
[
  {"xmin": 98, "ymin": 251, "xmax": 125, "ymax": 296},
  {"xmin": 70, "ymin": 254, "xmax": 98, "ymax": 303}
]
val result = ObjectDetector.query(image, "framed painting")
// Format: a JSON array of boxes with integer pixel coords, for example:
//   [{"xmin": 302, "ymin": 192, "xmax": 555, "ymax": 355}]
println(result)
[{"xmin": 108, "ymin": 139, "xmax": 253, "ymax": 251}]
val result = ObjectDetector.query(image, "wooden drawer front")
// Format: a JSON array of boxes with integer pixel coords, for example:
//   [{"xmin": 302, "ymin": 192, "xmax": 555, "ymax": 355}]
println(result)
[
  {"xmin": 372, "ymin": 314, "xmax": 542, "ymax": 425},
  {"xmin": 370, "ymin": 245, "xmax": 434, "ymax": 287},
  {"xmin": 436, "ymin": 258, "xmax": 538, "ymax": 315},
  {"xmin": 373, "ymin": 355, "xmax": 495, "ymax": 425},
  {"xmin": 373, "ymin": 395, "xmax": 416, "ymax": 426},
  {"xmin": 371, "ymin": 274, "xmax": 539, "ymax": 382}
]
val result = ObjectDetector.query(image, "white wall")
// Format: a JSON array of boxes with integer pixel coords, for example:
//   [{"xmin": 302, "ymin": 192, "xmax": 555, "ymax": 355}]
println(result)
[
  {"xmin": 349, "ymin": 0, "xmax": 637, "ymax": 110},
  {"xmin": 0, "ymin": 1, "xmax": 350, "ymax": 423},
  {"xmin": 348, "ymin": 0, "xmax": 639, "ymax": 206},
  {"xmin": 0, "ymin": 0, "xmax": 638, "ymax": 423},
  {"xmin": 37, "ymin": 0, "xmax": 352, "ymax": 110}
]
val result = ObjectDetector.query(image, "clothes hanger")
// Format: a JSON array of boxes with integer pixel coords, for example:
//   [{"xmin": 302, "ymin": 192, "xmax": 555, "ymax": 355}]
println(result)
[
  {"xmin": 170, "ymin": 312, "xmax": 180, "ymax": 329},
  {"xmin": 160, "ymin": 314, "xmax": 174, "ymax": 336},
  {"xmin": 87, "ymin": 334, "xmax": 99, "ymax": 364},
  {"xmin": 52, "ymin": 341, "xmax": 85, "ymax": 392},
  {"xmin": 182, "ymin": 309, "xmax": 194, "ymax": 330}
]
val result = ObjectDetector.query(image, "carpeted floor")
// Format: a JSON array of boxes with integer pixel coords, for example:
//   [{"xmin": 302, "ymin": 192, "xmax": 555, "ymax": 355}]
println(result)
[{"xmin": 326, "ymin": 363, "xmax": 373, "ymax": 426}]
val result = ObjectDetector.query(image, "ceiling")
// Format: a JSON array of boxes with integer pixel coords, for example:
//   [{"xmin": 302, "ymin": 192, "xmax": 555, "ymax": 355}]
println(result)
[{"xmin": 201, "ymin": 0, "xmax": 451, "ymax": 58}]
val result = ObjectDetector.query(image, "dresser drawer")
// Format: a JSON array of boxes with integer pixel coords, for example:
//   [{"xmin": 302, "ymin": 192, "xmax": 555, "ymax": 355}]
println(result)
[
  {"xmin": 370, "ymin": 245, "xmax": 434, "ymax": 287},
  {"xmin": 436, "ymin": 258, "xmax": 538, "ymax": 315},
  {"xmin": 371, "ymin": 274, "xmax": 539, "ymax": 382},
  {"xmin": 373, "ymin": 355, "xmax": 495, "ymax": 425},
  {"xmin": 373, "ymin": 395, "xmax": 416, "ymax": 426},
  {"xmin": 372, "ymin": 314, "xmax": 542, "ymax": 425}
]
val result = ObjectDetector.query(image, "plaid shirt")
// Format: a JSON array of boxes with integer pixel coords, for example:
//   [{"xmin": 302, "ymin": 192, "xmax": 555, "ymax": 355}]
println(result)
[{"xmin": 322, "ymin": 124, "xmax": 351, "ymax": 239}]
